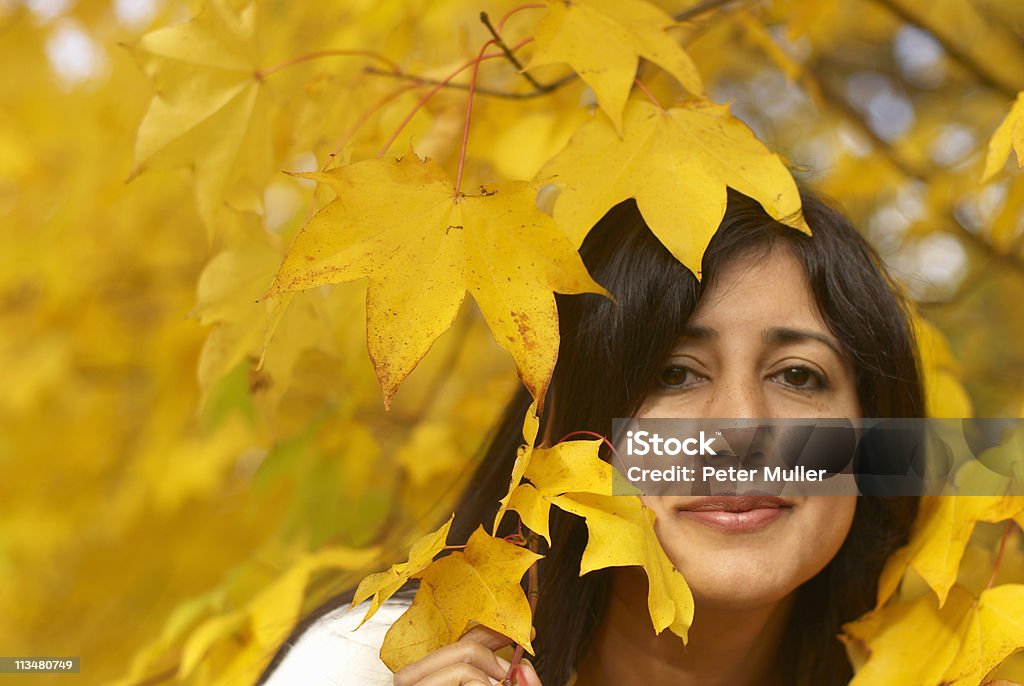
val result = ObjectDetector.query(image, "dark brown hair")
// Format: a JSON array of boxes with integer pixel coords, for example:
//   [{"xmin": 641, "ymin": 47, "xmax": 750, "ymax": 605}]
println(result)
[
  {"xmin": 259, "ymin": 188, "xmax": 923, "ymax": 686},
  {"xmin": 450, "ymin": 189, "xmax": 924, "ymax": 685}
]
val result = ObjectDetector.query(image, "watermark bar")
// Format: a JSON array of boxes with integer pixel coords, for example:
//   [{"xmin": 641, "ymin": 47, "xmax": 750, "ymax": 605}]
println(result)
[
  {"xmin": 0, "ymin": 657, "xmax": 80, "ymax": 673},
  {"xmin": 609, "ymin": 418, "xmax": 1024, "ymax": 497}
]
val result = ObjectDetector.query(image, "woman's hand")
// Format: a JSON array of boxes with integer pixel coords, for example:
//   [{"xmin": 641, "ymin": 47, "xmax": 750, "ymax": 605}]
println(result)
[{"xmin": 392, "ymin": 626, "xmax": 542, "ymax": 686}]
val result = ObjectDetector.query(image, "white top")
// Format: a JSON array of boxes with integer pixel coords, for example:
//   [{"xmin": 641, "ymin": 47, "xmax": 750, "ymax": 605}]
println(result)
[{"xmin": 262, "ymin": 596, "xmax": 413, "ymax": 686}]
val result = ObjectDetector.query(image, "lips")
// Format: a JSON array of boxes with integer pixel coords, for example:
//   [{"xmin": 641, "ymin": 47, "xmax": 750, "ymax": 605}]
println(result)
[{"xmin": 674, "ymin": 495, "xmax": 793, "ymax": 532}]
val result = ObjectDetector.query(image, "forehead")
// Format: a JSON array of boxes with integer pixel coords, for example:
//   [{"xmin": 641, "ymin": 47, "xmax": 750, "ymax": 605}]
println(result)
[{"xmin": 689, "ymin": 247, "xmax": 825, "ymax": 332}]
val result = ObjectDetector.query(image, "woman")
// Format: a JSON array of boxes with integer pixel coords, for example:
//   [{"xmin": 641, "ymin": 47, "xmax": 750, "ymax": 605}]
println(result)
[{"xmin": 260, "ymin": 188, "xmax": 924, "ymax": 686}]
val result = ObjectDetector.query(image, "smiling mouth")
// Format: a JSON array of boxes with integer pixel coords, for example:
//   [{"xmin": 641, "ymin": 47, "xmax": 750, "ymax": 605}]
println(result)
[{"xmin": 674, "ymin": 495, "xmax": 793, "ymax": 532}]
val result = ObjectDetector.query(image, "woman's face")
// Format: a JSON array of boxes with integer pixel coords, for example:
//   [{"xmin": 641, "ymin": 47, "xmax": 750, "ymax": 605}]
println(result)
[{"xmin": 638, "ymin": 246, "xmax": 859, "ymax": 610}]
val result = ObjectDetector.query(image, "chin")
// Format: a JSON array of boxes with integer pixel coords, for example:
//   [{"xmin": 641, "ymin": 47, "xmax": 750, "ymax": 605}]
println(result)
[
  {"xmin": 688, "ymin": 573, "xmax": 797, "ymax": 611},
  {"xmin": 648, "ymin": 496, "xmax": 856, "ymax": 612},
  {"xmin": 681, "ymin": 555, "xmax": 800, "ymax": 610}
]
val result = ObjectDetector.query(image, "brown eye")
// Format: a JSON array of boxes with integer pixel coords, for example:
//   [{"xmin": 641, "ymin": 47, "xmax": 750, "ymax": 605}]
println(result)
[
  {"xmin": 774, "ymin": 366, "xmax": 825, "ymax": 390},
  {"xmin": 784, "ymin": 367, "xmax": 810, "ymax": 386},
  {"xmin": 659, "ymin": 366, "xmax": 695, "ymax": 388}
]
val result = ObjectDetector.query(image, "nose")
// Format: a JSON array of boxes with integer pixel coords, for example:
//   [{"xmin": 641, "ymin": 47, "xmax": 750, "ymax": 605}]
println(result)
[{"xmin": 703, "ymin": 370, "xmax": 769, "ymax": 419}]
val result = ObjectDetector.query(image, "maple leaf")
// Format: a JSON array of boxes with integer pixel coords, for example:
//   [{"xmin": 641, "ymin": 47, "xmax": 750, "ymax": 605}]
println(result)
[
  {"xmin": 844, "ymin": 584, "xmax": 1024, "ymax": 686},
  {"xmin": 266, "ymin": 155, "xmax": 607, "ymax": 408},
  {"xmin": 125, "ymin": 0, "xmax": 272, "ymax": 230},
  {"xmin": 983, "ymin": 91, "xmax": 1024, "ymax": 182},
  {"xmin": 526, "ymin": 0, "xmax": 703, "ymax": 132},
  {"xmin": 351, "ymin": 514, "xmax": 454, "ymax": 626},
  {"xmin": 506, "ymin": 439, "xmax": 692, "ymax": 641},
  {"xmin": 502, "ymin": 433, "xmax": 620, "ymax": 543},
  {"xmin": 877, "ymin": 494, "xmax": 1024, "ymax": 608},
  {"xmin": 493, "ymin": 401, "xmax": 540, "ymax": 535},
  {"xmin": 379, "ymin": 527, "xmax": 543, "ymax": 671},
  {"xmin": 538, "ymin": 99, "xmax": 806, "ymax": 275}
]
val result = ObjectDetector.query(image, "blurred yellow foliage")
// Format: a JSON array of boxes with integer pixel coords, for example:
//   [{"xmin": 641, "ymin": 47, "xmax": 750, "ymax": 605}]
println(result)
[{"xmin": 2, "ymin": 0, "xmax": 1024, "ymax": 684}]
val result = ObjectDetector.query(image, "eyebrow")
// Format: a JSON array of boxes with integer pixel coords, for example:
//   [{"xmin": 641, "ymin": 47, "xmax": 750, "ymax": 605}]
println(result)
[
  {"xmin": 676, "ymin": 325, "xmax": 844, "ymax": 358},
  {"xmin": 679, "ymin": 324, "xmax": 717, "ymax": 341},
  {"xmin": 763, "ymin": 327, "xmax": 843, "ymax": 357}
]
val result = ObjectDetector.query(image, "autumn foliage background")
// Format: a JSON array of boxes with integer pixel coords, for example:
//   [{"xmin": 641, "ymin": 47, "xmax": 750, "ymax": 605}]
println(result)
[{"xmin": 3, "ymin": 0, "xmax": 1024, "ymax": 684}]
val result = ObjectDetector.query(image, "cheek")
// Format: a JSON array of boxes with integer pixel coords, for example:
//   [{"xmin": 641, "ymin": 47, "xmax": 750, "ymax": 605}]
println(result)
[{"xmin": 792, "ymin": 496, "xmax": 857, "ymax": 579}]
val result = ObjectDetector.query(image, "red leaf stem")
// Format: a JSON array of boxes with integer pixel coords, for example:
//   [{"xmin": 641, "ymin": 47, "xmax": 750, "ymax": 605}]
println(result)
[
  {"xmin": 258, "ymin": 48, "xmax": 400, "ymax": 79},
  {"xmin": 497, "ymin": 3, "xmax": 546, "ymax": 32}
]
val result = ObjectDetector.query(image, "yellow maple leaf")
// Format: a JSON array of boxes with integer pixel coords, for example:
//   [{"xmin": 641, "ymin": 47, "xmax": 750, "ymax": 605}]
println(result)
[
  {"xmin": 266, "ymin": 155, "xmax": 607, "ymax": 408},
  {"xmin": 526, "ymin": 0, "xmax": 703, "ymax": 132},
  {"xmin": 379, "ymin": 527, "xmax": 543, "ymax": 671},
  {"xmin": 877, "ymin": 494, "xmax": 1024, "ymax": 608},
  {"xmin": 983, "ymin": 91, "xmax": 1024, "ymax": 182},
  {"xmin": 506, "ymin": 440, "xmax": 691, "ymax": 641},
  {"xmin": 555, "ymin": 493, "xmax": 694, "ymax": 642},
  {"xmin": 493, "ymin": 400, "xmax": 540, "ymax": 535},
  {"xmin": 538, "ymin": 99, "xmax": 806, "ymax": 275},
  {"xmin": 125, "ymin": 0, "xmax": 272, "ymax": 230},
  {"xmin": 351, "ymin": 514, "xmax": 454, "ymax": 626},
  {"xmin": 845, "ymin": 584, "xmax": 1024, "ymax": 686},
  {"xmin": 503, "ymin": 433, "xmax": 621, "ymax": 543}
]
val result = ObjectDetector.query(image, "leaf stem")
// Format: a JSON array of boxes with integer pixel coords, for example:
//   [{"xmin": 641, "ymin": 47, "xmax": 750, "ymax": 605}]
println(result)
[
  {"xmin": 987, "ymin": 520, "xmax": 1017, "ymax": 589},
  {"xmin": 323, "ymin": 83, "xmax": 419, "ymax": 170},
  {"xmin": 455, "ymin": 39, "xmax": 496, "ymax": 196},
  {"xmin": 258, "ymin": 49, "xmax": 400, "ymax": 79},
  {"xmin": 558, "ymin": 429, "xmax": 623, "ymax": 463},
  {"xmin": 503, "ymin": 531, "xmax": 541, "ymax": 686},
  {"xmin": 497, "ymin": 3, "xmax": 546, "ymax": 32},
  {"xmin": 375, "ymin": 50, "xmax": 507, "ymax": 158},
  {"xmin": 633, "ymin": 77, "xmax": 663, "ymax": 108}
]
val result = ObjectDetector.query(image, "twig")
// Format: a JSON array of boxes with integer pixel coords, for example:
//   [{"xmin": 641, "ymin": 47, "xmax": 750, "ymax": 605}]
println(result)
[
  {"xmin": 674, "ymin": 0, "xmax": 739, "ymax": 23},
  {"xmin": 365, "ymin": 0, "xmax": 736, "ymax": 100},
  {"xmin": 480, "ymin": 11, "xmax": 547, "ymax": 91},
  {"xmin": 365, "ymin": 65, "xmax": 575, "ymax": 98}
]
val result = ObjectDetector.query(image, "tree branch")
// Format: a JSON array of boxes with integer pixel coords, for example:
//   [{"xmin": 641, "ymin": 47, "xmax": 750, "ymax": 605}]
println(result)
[
  {"xmin": 870, "ymin": 0, "xmax": 1021, "ymax": 97},
  {"xmin": 364, "ymin": 65, "xmax": 573, "ymax": 99},
  {"xmin": 806, "ymin": 62, "xmax": 1024, "ymax": 279},
  {"xmin": 365, "ymin": 0, "xmax": 738, "ymax": 99}
]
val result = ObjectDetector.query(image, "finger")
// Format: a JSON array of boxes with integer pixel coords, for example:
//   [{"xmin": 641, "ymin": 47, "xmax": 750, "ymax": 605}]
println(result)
[
  {"xmin": 411, "ymin": 662, "xmax": 499, "ymax": 686},
  {"xmin": 516, "ymin": 659, "xmax": 543, "ymax": 686},
  {"xmin": 394, "ymin": 640, "xmax": 508, "ymax": 684},
  {"xmin": 457, "ymin": 624, "xmax": 515, "ymax": 652}
]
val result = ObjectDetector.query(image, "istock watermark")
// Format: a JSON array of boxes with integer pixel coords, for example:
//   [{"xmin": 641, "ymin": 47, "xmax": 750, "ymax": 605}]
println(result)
[{"xmin": 608, "ymin": 418, "xmax": 1024, "ymax": 497}]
